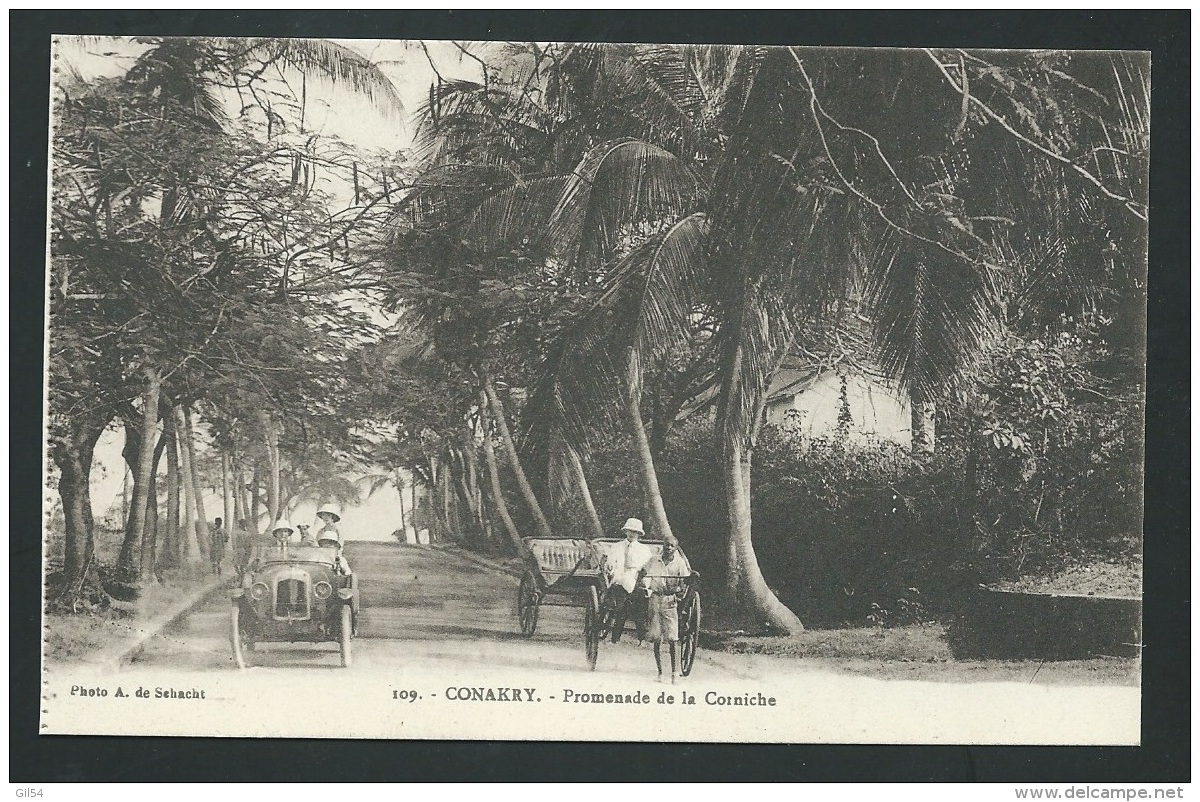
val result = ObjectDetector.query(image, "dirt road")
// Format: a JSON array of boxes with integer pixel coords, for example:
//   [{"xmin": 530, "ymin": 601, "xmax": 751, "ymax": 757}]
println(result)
[
  {"xmin": 131, "ymin": 541, "xmax": 746, "ymax": 681},
  {"xmin": 69, "ymin": 541, "xmax": 1137, "ymax": 743}
]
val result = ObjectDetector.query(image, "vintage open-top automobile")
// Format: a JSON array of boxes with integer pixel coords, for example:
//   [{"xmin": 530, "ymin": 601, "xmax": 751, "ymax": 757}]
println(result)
[{"xmin": 230, "ymin": 538, "xmax": 358, "ymax": 668}]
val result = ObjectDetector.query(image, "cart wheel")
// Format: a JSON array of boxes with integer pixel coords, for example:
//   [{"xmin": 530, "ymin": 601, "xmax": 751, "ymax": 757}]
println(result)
[
  {"xmin": 339, "ymin": 604, "xmax": 353, "ymax": 668},
  {"xmin": 584, "ymin": 585, "xmax": 601, "ymax": 671},
  {"xmin": 680, "ymin": 592, "xmax": 700, "ymax": 677},
  {"xmin": 517, "ymin": 571, "xmax": 540, "ymax": 637},
  {"xmin": 230, "ymin": 604, "xmax": 250, "ymax": 669}
]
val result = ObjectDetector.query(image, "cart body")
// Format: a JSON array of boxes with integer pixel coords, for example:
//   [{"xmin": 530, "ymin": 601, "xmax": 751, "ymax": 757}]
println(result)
[{"xmin": 516, "ymin": 536, "xmax": 700, "ymax": 674}]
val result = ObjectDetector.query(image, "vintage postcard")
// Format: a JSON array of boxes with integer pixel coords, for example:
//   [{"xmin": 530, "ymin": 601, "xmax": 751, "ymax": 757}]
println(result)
[{"xmin": 42, "ymin": 35, "xmax": 1146, "ymax": 743}]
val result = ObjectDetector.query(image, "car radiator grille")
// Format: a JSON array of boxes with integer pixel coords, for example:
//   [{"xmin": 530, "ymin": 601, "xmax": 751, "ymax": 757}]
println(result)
[{"xmin": 274, "ymin": 578, "xmax": 310, "ymax": 619}]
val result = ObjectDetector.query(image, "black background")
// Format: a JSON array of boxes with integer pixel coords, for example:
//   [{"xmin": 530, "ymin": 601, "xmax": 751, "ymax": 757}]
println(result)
[{"xmin": 10, "ymin": 9, "xmax": 1189, "ymax": 782}]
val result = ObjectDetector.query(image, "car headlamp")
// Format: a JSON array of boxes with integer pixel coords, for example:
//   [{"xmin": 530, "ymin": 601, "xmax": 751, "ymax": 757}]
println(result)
[
  {"xmin": 250, "ymin": 582, "xmax": 269, "ymax": 601},
  {"xmin": 314, "ymin": 581, "xmax": 333, "ymax": 600}
]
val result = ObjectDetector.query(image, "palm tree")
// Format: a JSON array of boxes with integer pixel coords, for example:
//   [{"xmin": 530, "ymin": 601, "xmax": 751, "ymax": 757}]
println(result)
[{"xmin": 386, "ymin": 42, "xmax": 1149, "ymax": 633}]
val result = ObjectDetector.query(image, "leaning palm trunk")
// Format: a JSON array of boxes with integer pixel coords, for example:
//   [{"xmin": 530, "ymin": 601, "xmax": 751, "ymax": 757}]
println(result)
[
  {"xmin": 565, "ymin": 442, "xmax": 605, "ymax": 540},
  {"xmin": 482, "ymin": 380, "xmax": 554, "ymax": 540},
  {"xmin": 624, "ymin": 348, "xmax": 677, "ymax": 543},
  {"xmin": 724, "ymin": 438, "xmax": 803, "ymax": 633},
  {"xmin": 716, "ymin": 327, "xmax": 804, "ymax": 634},
  {"xmin": 479, "ymin": 398, "xmax": 526, "ymax": 553}
]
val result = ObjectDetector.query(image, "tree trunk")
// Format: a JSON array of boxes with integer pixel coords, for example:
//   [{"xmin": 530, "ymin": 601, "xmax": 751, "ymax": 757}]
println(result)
[
  {"xmin": 51, "ymin": 418, "xmax": 108, "ymax": 601},
  {"xmin": 119, "ymin": 368, "xmax": 161, "ymax": 579},
  {"xmin": 173, "ymin": 405, "xmax": 202, "ymax": 566},
  {"xmin": 140, "ymin": 471, "xmax": 160, "ymax": 584},
  {"xmin": 724, "ymin": 438, "xmax": 804, "ymax": 633},
  {"xmin": 910, "ymin": 389, "xmax": 936, "ymax": 455},
  {"xmin": 625, "ymin": 348, "xmax": 676, "ymax": 542},
  {"xmin": 116, "ymin": 413, "xmax": 144, "ymax": 575},
  {"xmin": 264, "ymin": 412, "xmax": 281, "ymax": 525},
  {"xmin": 396, "ymin": 469, "xmax": 408, "ymax": 542},
  {"xmin": 139, "ymin": 420, "xmax": 168, "ymax": 583},
  {"xmin": 716, "ymin": 333, "xmax": 804, "ymax": 634},
  {"xmin": 221, "ymin": 450, "xmax": 234, "ymax": 564},
  {"xmin": 183, "ymin": 405, "xmax": 210, "ymax": 562},
  {"xmin": 250, "ymin": 462, "xmax": 262, "ymax": 533},
  {"xmin": 481, "ymin": 380, "xmax": 554, "ymax": 539},
  {"xmin": 451, "ymin": 454, "xmax": 481, "ymax": 545},
  {"xmin": 480, "ymin": 401, "xmax": 525, "ymax": 553},
  {"xmin": 566, "ymin": 444, "xmax": 605, "ymax": 540},
  {"xmin": 232, "ymin": 460, "xmax": 246, "ymax": 527},
  {"xmin": 161, "ymin": 414, "xmax": 180, "ymax": 569}
]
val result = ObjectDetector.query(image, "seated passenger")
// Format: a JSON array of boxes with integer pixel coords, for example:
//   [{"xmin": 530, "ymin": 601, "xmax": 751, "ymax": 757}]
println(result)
[
  {"xmin": 602, "ymin": 517, "xmax": 653, "ymax": 643},
  {"xmin": 314, "ymin": 503, "xmax": 352, "ymax": 575}
]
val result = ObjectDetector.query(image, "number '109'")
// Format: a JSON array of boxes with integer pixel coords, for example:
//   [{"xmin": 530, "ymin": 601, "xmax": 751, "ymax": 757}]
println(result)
[{"xmin": 392, "ymin": 689, "xmax": 418, "ymax": 702}]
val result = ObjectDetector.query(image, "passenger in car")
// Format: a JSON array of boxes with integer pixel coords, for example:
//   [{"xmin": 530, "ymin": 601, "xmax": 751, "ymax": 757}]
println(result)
[{"xmin": 314, "ymin": 503, "xmax": 352, "ymax": 575}]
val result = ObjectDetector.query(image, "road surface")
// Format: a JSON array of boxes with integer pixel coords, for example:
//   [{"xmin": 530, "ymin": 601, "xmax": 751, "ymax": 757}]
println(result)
[
  {"xmin": 131, "ymin": 541, "xmax": 739, "ymax": 681},
  {"xmin": 91, "ymin": 541, "xmax": 1138, "ymax": 743}
]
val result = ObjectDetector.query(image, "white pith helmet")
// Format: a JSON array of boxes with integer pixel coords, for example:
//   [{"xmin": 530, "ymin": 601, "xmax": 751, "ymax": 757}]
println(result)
[
  {"xmin": 621, "ymin": 517, "xmax": 644, "ymax": 535},
  {"xmin": 271, "ymin": 520, "xmax": 294, "ymax": 535},
  {"xmin": 316, "ymin": 503, "xmax": 342, "ymax": 522}
]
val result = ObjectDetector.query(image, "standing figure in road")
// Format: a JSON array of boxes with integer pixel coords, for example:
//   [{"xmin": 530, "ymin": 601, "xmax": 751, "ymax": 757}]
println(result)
[
  {"xmin": 210, "ymin": 517, "xmax": 228, "ymax": 576},
  {"xmin": 641, "ymin": 537, "xmax": 689, "ymax": 683},
  {"xmin": 602, "ymin": 517, "xmax": 653, "ymax": 643},
  {"xmin": 314, "ymin": 503, "xmax": 352, "ymax": 575}
]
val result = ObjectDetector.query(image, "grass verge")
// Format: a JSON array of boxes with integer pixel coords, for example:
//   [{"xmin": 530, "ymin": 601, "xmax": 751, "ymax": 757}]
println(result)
[
  {"xmin": 43, "ymin": 568, "xmax": 225, "ymax": 666},
  {"xmin": 701, "ymin": 623, "xmax": 1139, "ymax": 686}
]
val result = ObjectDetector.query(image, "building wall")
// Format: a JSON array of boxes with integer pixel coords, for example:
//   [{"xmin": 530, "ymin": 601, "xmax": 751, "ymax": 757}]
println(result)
[{"xmin": 764, "ymin": 371, "xmax": 911, "ymax": 447}]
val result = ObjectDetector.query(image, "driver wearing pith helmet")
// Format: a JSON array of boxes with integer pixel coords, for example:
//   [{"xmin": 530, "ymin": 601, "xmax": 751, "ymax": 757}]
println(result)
[{"xmin": 270, "ymin": 520, "xmax": 295, "ymax": 546}]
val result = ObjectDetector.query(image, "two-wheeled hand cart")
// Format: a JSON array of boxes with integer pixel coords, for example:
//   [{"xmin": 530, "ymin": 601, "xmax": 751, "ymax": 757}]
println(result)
[{"xmin": 516, "ymin": 537, "xmax": 700, "ymax": 674}]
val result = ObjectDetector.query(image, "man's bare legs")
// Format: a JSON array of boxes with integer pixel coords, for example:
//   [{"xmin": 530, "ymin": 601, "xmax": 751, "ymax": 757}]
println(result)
[{"xmin": 653, "ymin": 641, "xmax": 679, "ymax": 683}]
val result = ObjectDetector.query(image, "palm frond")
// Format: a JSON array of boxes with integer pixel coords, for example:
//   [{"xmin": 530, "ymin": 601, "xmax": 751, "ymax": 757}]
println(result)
[
  {"xmin": 257, "ymin": 38, "xmax": 404, "ymax": 119},
  {"xmin": 547, "ymin": 138, "xmax": 699, "ymax": 270},
  {"xmin": 868, "ymin": 241, "xmax": 1002, "ymax": 402}
]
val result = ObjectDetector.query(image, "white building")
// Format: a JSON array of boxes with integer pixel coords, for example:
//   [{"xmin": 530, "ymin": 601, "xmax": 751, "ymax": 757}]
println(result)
[{"xmin": 763, "ymin": 367, "xmax": 911, "ymax": 448}]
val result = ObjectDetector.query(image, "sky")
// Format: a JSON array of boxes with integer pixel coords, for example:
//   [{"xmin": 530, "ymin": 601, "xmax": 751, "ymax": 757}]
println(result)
[
  {"xmin": 49, "ymin": 36, "xmax": 486, "ymax": 542},
  {"xmin": 53, "ymin": 36, "xmax": 484, "ymax": 152}
]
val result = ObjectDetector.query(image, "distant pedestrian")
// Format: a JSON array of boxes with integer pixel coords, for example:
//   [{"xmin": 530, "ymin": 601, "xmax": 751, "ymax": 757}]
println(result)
[{"xmin": 210, "ymin": 517, "xmax": 228, "ymax": 576}]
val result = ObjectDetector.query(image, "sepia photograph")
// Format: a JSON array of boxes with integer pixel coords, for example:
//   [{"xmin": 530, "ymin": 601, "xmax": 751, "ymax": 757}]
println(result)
[{"xmin": 39, "ymin": 31, "xmax": 1150, "ymax": 746}]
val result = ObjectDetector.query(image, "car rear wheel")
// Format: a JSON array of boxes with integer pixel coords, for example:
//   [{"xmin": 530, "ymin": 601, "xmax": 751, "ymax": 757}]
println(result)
[{"xmin": 339, "ymin": 604, "xmax": 353, "ymax": 668}]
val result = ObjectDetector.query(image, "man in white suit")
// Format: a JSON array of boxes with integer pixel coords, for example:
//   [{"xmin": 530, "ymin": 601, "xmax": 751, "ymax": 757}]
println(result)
[{"xmin": 602, "ymin": 517, "xmax": 654, "ymax": 643}]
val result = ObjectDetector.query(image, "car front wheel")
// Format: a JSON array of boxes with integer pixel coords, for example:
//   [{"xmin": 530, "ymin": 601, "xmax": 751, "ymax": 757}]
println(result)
[{"xmin": 339, "ymin": 604, "xmax": 353, "ymax": 668}]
